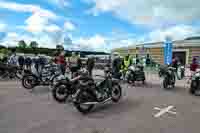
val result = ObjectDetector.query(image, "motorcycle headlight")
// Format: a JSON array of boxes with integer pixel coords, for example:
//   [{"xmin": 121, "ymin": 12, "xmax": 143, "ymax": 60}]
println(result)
[{"xmin": 195, "ymin": 73, "xmax": 200, "ymax": 77}]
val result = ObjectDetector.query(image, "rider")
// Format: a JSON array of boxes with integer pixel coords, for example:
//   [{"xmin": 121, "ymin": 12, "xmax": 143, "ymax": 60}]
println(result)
[
  {"xmin": 112, "ymin": 52, "xmax": 122, "ymax": 79},
  {"xmin": 69, "ymin": 52, "xmax": 81, "ymax": 78},
  {"xmin": 121, "ymin": 54, "xmax": 132, "ymax": 80}
]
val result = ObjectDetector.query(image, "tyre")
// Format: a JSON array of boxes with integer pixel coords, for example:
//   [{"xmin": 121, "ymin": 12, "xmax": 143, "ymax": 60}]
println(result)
[
  {"xmin": 22, "ymin": 75, "xmax": 36, "ymax": 90},
  {"xmin": 52, "ymin": 83, "xmax": 69, "ymax": 103},
  {"xmin": 111, "ymin": 83, "xmax": 122, "ymax": 102},
  {"xmin": 163, "ymin": 78, "xmax": 169, "ymax": 89},
  {"xmin": 74, "ymin": 90, "xmax": 95, "ymax": 114},
  {"xmin": 190, "ymin": 80, "xmax": 197, "ymax": 95}
]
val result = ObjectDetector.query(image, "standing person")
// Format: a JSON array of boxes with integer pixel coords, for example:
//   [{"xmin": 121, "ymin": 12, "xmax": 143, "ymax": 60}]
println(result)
[
  {"xmin": 86, "ymin": 57, "xmax": 95, "ymax": 77},
  {"xmin": 112, "ymin": 52, "xmax": 122, "ymax": 79},
  {"xmin": 69, "ymin": 52, "xmax": 80, "ymax": 78},
  {"xmin": 190, "ymin": 57, "xmax": 199, "ymax": 74},
  {"xmin": 135, "ymin": 54, "xmax": 140, "ymax": 65},
  {"xmin": 76, "ymin": 52, "xmax": 82, "ymax": 70},
  {"xmin": 58, "ymin": 51, "xmax": 66, "ymax": 75},
  {"xmin": 121, "ymin": 54, "xmax": 132, "ymax": 80},
  {"xmin": 25, "ymin": 56, "xmax": 32, "ymax": 70},
  {"xmin": 8, "ymin": 48, "xmax": 17, "ymax": 66},
  {"xmin": 145, "ymin": 53, "xmax": 151, "ymax": 78},
  {"xmin": 18, "ymin": 55, "xmax": 25, "ymax": 69},
  {"xmin": 33, "ymin": 53, "xmax": 40, "ymax": 74}
]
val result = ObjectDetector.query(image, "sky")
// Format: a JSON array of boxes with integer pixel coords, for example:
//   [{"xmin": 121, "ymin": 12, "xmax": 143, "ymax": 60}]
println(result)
[{"xmin": 0, "ymin": 0, "xmax": 200, "ymax": 52}]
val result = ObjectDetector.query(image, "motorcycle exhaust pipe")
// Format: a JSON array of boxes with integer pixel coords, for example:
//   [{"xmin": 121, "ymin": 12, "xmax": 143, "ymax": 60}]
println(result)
[{"xmin": 82, "ymin": 97, "xmax": 112, "ymax": 105}]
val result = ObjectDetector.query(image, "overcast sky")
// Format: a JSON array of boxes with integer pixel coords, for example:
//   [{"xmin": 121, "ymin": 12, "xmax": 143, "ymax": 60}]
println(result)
[{"xmin": 0, "ymin": 0, "xmax": 199, "ymax": 52}]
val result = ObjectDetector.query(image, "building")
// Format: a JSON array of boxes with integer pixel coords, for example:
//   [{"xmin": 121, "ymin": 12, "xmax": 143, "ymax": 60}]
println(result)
[{"xmin": 112, "ymin": 37, "xmax": 200, "ymax": 65}]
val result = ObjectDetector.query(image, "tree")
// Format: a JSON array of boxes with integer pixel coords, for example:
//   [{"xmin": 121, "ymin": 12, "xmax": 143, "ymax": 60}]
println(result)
[
  {"xmin": 56, "ymin": 44, "xmax": 64, "ymax": 51},
  {"xmin": 18, "ymin": 40, "xmax": 27, "ymax": 48},
  {"xmin": 30, "ymin": 41, "xmax": 39, "ymax": 49}
]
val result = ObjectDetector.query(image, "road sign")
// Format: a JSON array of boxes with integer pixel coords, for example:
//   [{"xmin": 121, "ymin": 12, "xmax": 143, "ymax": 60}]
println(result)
[{"xmin": 164, "ymin": 38, "xmax": 173, "ymax": 65}]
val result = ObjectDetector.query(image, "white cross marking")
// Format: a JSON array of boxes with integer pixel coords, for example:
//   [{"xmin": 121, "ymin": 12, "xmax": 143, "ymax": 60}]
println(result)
[{"xmin": 154, "ymin": 106, "xmax": 177, "ymax": 118}]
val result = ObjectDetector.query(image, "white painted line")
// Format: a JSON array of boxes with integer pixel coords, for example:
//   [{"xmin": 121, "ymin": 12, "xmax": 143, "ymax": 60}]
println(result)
[
  {"xmin": 154, "ymin": 107, "xmax": 177, "ymax": 115},
  {"xmin": 154, "ymin": 105, "xmax": 176, "ymax": 118}
]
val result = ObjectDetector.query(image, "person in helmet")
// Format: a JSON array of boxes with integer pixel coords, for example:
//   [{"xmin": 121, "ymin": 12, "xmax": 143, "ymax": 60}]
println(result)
[
  {"xmin": 121, "ymin": 54, "xmax": 132, "ymax": 80},
  {"xmin": 111, "ymin": 52, "xmax": 122, "ymax": 79}
]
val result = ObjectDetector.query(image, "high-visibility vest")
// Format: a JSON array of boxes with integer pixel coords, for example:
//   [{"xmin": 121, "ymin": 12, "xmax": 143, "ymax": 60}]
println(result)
[{"xmin": 122, "ymin": 57, "xmax": 131, "ymax": 70}]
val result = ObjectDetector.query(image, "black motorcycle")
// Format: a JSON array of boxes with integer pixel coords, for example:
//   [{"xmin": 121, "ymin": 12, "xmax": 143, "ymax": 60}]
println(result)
[
  {"xmin": 189, "ymin": 71, "xmax": 200, "ymax": 95},
  {"xmin": 52, "ymin": 68, "xmax": 93, "ymax": 103},
  {"xmin": 22, "ymin": 64, "xmax": 62, "ymax": 90},
  {"xmin": 73, "ymin": 67, "xmax": 122, "ymax": 114},
  {"xmin": 162, "ymin": 66, "xmax": 176, "ymax": 89},
  {"xmin": 125, "ymin": 64, "xmax": 145, "ymax": 84},
  {"xmin": 0, "ymin": 63, "xmax": 21, "ymax": 80}
]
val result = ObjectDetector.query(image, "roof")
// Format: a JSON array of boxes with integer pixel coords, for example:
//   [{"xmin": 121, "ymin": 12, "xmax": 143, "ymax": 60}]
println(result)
[{"xmin": 114, "ymin": 38, "xmax": 200, "ymax": 50}]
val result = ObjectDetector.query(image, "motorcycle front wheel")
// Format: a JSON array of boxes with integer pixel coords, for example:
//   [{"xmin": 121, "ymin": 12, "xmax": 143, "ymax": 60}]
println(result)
[
  {"xmin": 190, "ymin": 80, "xmax": 199, "ymax": 95},
  {"xmin": 22, "ymin": 75, "xmax": 37, "ymax": 90},
  {"xmin": 52, "ymin": 83, "xmax": 69, "ymax": 103},
  {"xmin": 74, "ymin": 90, "xmax": 95, "ymax": 114},
  {"xmin": 163, "ymin": 77, "xmax": 169, "ymax": 89},
  {"xmin": 111, "ymin": 83, "xmax": 122, "ymax": 102}
]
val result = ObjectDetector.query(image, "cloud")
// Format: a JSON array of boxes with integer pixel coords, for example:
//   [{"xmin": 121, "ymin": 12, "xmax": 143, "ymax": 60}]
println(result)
[
  {"xmin": 0, "ymin": 22, "xmax": 6, "ymax": 32},
  {"xmin": 47, "ymin": 0, "xmax": 70, "ymax": 8},
  {"xmin": 85, "ymin": 0, "xmax": 200, "ymax": 27},
  {"xmin": 64, "ymin": 21, "xmax": 76, "ymax": 31},
  {"xmin": 0, "ymin": 1, "xmax": 60, "ymax": 34},
  {"xmin": 1, "ymin": 32, "xmax": 60, "ymax": 48},
  {"xmin": 73, "ymin": 34, "xmax": 106, "ymax": 51},
  {"xmin": 147, "ymin": 25, "xmax": 200, "ymax": 42},
  {"xmin": 0, "ymin": 1, "xmax": 58, "ymax": 19}
]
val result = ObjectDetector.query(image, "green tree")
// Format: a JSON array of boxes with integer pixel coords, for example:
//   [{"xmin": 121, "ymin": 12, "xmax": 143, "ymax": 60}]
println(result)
[
  {"xmin": 30, "ymin": 41, "xmax": 39, "ymax": 49},
  {"xmin": 56, "ymin": 45, "xmax": 64, "ymax": 53},
  {"xmin": 18, "ymin": 40, "xmax": 27, "ymax": 48}
]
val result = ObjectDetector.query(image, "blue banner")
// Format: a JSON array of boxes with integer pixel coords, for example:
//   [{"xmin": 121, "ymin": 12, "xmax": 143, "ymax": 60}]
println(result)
[{"xmin": 164, "ymin": 39, "xmax": 173, "ymax": 65}]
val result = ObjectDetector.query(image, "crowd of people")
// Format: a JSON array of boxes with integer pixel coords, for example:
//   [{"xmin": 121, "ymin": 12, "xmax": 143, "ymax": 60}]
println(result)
[
  {"xmin": 1, "ymin": 48, "xmax": 199, "ymax": 80},
  {"xmin": 1, "ymin": 49, "xmax": 96, "ymax": 78}
]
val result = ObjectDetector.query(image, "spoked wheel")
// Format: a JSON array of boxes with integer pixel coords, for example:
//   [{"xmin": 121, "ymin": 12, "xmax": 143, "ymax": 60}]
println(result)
[
  {"xmin": 111, "ymin": 84, "xmax": 122, "ymax": 102},
  {"xmin": 74, "ymin": 90, "xmax": 95, "ymax": 114},
  {"xmin": 22, "ymin": 75, "xmax": 36, "ymax": 90},
  {"xmin": 190, "ymin": 80, "xmax": 200, "ymax": 95},
  {"xmin": 52, "ymin": 84, "xmax": 69, "ymax": 103}
]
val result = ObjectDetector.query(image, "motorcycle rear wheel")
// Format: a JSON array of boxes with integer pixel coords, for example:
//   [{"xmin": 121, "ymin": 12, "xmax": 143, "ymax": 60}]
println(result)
[{"xmin": 74, "ymin": 90, "xmax": 95, "ymax": 114}]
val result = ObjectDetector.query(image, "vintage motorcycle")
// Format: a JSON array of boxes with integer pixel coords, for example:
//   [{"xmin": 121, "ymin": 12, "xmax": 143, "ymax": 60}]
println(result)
[
  {"xmin": 73, "ymin": 67, "xmax": 122, "ymax": 114},
  {"xmin": 162, "ymin": 66, "xmax": 176, "ymax": 89},
  {"xmin": 22, "ymin": 64, "xmax": 63, "ymax": 90},
  {"xmin": 52, "ymin": 68, "xmax": 93, "ymax": 103},
  {"xmin": 125, "ymin": 64, "xmax": 146, "ymax": 84},
  {"xmin": 0, "ymin": 62, "xmax": 23, "ymax": 80},
  {"xmin": 189, "ymin": 71, "xmax": 200, "ymax": 95}
]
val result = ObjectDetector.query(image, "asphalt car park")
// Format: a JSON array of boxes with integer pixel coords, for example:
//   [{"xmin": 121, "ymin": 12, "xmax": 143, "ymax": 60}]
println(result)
[{"xmin": 0, "ymin": 71, "xmax": 200, "ymax": 133}]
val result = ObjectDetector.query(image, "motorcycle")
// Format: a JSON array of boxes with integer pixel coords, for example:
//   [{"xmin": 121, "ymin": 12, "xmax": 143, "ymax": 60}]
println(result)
[
  {"xmin": 189, "ymin": 71, "xmax": 200, "ymax": 95},
  {"xmin": 125, "ymin": 65, "xmax": 146, "ymax": 84},
  {"xmin": 73, "ymin": 67, "xmax": 122, "ymax": 114},
  {"xmin": 22, "ymin": 64, "xmax": 63, "ymax": 90},
  {"xmin": 0, "ymin": 63, "xmax": 21, "ymax": 80},
  {"xmin": 162, "ymin": 66, "xmax": 176, "ymax": 89},
  {"xmin": 176, "ymin": 64, "xmax": 185, "ymax": 80},
  {"xmin": 52, "ymin": 68, "xmax": 93, "ymax": 103}
]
